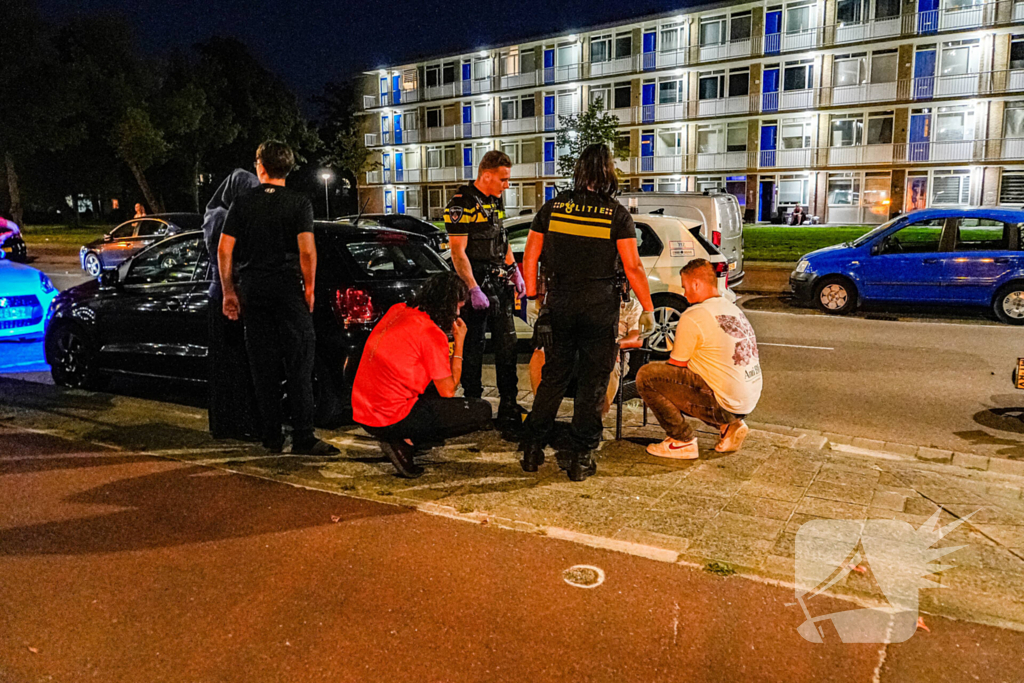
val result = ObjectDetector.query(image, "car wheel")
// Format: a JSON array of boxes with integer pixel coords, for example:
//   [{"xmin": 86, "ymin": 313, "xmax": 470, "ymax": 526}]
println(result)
[
  {"xmin": 83, "ymin": 252, "xmax": 103, "ymax": 278},
  {"xmin": 47, "ymin": 323, "xmax": 102, "ymax": 389},
  {"xmin": 994, "ymin": 283, "xmax": 1024, "ymax": 325},
  {"xmin": 813, "ymin": 276, "xmax": 858, "ymax": 315},
  {"xmin": 647, "ymin": 294, "xmax": 689, "ymax": 356}
]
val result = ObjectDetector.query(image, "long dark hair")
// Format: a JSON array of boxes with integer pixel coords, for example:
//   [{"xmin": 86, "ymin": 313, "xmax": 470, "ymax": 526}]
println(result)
[
  {"xmin": 411, "ymin": 272, "xmax": 469, "ymax": 332},
  {"xmin": 573, "ymin": 143, "xmax": 618, "ymax": 200}
]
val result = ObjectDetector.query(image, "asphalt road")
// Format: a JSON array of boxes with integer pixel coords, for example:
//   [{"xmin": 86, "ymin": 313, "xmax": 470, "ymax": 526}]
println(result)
[{"xmin": 3, "ymin": 424, "xmax": 1023, "ymax": 683}]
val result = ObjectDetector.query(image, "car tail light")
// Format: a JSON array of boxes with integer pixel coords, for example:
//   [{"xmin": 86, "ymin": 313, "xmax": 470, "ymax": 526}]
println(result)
[
  {"xmin": 712, "ymin": 230, "xmax": 722, "ymax": 247},
  {"xmin": 713, "ymin": 261, "xmax": 729, "ymax": 289},
  {"xmin": 332, "ymin": 287, "xmax": 375, "ymax": 326}
]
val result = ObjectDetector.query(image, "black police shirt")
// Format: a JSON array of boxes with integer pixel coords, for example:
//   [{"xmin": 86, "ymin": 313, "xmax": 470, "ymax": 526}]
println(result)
[
  {"xmin": 444, "ymin": 183, "xmax": 506, "ymax": 267},
  {"xmin": 531, "ymin": 189, "xmax": 635, "ymax": 284},
  {"xmin": 222, "ymin": 184, "xmax": 314, "ymax": 280}
]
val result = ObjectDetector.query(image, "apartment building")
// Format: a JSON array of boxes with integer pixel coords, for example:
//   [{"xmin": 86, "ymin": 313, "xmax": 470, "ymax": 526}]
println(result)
[{"xmin": 357, "ymin": 0, "xmax": 1024, "ymax": 225}]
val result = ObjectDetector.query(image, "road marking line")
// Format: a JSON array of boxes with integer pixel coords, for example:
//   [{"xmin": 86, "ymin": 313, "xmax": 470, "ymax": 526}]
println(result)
[{"xmin": 760, "ymin": 342, "xmax": 835, "ymax": 351}]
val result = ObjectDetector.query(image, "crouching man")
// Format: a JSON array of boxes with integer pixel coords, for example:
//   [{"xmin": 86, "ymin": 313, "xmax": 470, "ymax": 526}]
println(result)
[
  {"xmin": 351, "ymin": 272, "xmax": 493, "ymax": 479},
  {"xmin": 637, "ymin": 259, "xmax": 762, "ymax": 460}
]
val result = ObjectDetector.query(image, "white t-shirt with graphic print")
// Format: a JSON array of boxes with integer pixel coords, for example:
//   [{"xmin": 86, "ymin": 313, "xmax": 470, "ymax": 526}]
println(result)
[{"xmin": 668, "ymin": 296, "xmax": 762, "ymax": 415}]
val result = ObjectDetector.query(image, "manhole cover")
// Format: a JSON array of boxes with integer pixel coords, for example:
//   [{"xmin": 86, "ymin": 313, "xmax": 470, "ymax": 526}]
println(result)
[{"xmin": 562, "ymin": 565, "xmax": 606, "ymax": 589}]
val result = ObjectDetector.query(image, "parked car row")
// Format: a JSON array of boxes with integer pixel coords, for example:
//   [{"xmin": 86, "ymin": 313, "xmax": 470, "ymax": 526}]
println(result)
[
  {"xmin": 0, "ymin": 217, "xmax": 27, "ymax": 263},
  {"xmin": 790, "ymin": 208, "xmax": 1024, "ymax": 325},
  {"xmin": 79, "ymin": 213, "xmax": 203, "ymax": 277},
  {"xmin": 0, "ymin": 249, "xmax": 58, "ymax": 341}
]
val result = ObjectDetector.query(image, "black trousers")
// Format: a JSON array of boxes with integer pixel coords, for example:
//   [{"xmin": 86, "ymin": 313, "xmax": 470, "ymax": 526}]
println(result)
[
  {"xmin": 523, "ymin": 283, "xmax": 620, "ymax": 451},
  {"xmin": 362, "ymin": 395, "xmax": 493, "ymax": 443},
  {"xmin": 462, "ymin": 276, "xmax": 519, "ymax": 409},
  {"xmin": 237, "ymin": 276, "xmax": 316, "ymax": 445},
  {"xmin": 207, "ymin": 299, "xmax": 259, "ymax": 439}
]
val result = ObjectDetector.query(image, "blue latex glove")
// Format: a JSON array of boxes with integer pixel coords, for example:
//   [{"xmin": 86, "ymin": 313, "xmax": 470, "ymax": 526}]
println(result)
[
  {"xmin": 511, "ymin": 267, "xmax": 526, "ymax": 298},
  {"xmin": 469, "ymin": 286, "xmax": 491, "ymax": 310}
]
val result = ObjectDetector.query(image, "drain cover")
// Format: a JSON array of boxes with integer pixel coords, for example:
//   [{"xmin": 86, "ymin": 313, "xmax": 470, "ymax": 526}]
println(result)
[{"xmin": 562, "ymin": 565, "xmax": 606, "ymax": 589}]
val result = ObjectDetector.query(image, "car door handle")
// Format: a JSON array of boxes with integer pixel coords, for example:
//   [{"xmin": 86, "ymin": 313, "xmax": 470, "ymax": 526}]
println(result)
[{"xmin": 922, "ymin": 258, "xmax": 939, "ymax": 264}]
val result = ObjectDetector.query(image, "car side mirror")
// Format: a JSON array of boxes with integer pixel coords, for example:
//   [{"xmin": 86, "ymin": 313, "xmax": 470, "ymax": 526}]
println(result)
[
  {"xmin": 103, "ymin": 233, "xmax": 112, "ymax": 242},
  {"xmin": 99, "ymin": 268, "xmax": 120, "ymax": 287}
]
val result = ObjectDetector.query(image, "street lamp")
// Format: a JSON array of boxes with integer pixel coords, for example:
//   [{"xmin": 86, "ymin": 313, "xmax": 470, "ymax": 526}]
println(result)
[{"xmin": 320, "ymin": 170, "xmax": 333, "ymax": 219}]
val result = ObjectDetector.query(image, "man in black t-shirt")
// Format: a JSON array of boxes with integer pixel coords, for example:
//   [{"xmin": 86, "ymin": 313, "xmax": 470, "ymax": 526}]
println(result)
[{"xmin": 219, "ymin": 141, "xmax": 339, "ymax": 456}]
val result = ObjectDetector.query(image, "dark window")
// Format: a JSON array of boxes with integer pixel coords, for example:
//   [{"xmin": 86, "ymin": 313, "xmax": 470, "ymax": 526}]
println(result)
[
  {"xmin": 699, "ymin": 76, "xmax": 721, "ymax": 100},
  {"xmin": 442, "ymin": 63, "xmax": 456, "ymax": 84},
  {"xmin": 110, "ymin": 223, "xmax": 136, "ymax": 239},
  {"xmin": 426, "ymin": 109, "xmax": 441, "ymax": 128},
  {"xmin": 1011, "ymin": 39, "xmax": 1024, "ymax": 71},
  {"xmin": 501, "ymin": 100, "xmax": 517, "ymax": 120},
  {"xmin": 345, "ymin": 240, "xmax": 447, "ymax": 280},
  {"xmin": 1001, "ymin": 172, "xmax": 1024, "ymax": 204},
  {"xmin": 614, "ymin": 84, "xmax": 632, "ymax": 109},
  {"xmin": 615, "ymin": 35, "xmax": 632, "ymax": 60},
  {"xmin": 728, "ymin": 71, "xmax": 749, "ymax": 97},
  {"xmin": 135, "ymin": 220, "xmax": 167, "ymax": 237},
  {"xmin": 521, "ymin": 97, "xmax": 535, "ymax": 118},
  {"xmin": 426, "ymin": 68, "xmax": 439, "ymax": 88},
  {"xmin": 633, "ymin": 223, "xmax": 663, "ymax": 257},
  {"xmin": 837, "ymin": 0, "xmax": 863, "ymax": 24},
  {"xmin": 875, "ymin": 0, "xmax": 901, "ymax": 19},
  {"xmin": 125, "ymin": 236, "xmax": 204, "ymax": 285},
  {"xmin": 730, "ymin": 13, "xmax": 752, "ymax": 41},
  {"xmin": 784, "ymin": 64, "xmax": 812, "ymax": 91}
]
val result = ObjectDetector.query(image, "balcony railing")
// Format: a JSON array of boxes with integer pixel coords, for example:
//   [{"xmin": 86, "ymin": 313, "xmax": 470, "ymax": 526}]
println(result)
[
  {"xmin": 425, "ymin": 125, "xmax": 460, "ymax": 142},
  {"xmin": 511, "ymin": 162, "xmax": 539, "ymax": 179},
  {"xmin": 364, "ymin": 133, "xmax": 377, "ymax": 146},
  {"xmin": 502, "ymin": 116, "xmax": 541, "ymax": 134},
  {"xmin": 697, "ymin": 39, "xmax": 753, "ymax": 63},
  {"xmin": 697, "ymin": 95, "xmax": 751, "ymax": 117},
  {"xmin": 363, "ymin": 95, "xmax": 377, "ymax": 109},
  {"xmin": 589, "ymin": 56, "xmax": 634, "ymax": 77},
  {"xmin": 392, "ymin": 168, "xmax": 422, "ymax": 183},
  {"xmin": 827, "ymin": 144, "xmax": 896, "ymax": 166},
  {"xmin": 831, "ymin": 81, "xmax": 898, "ymax": 106},
  {"xmin": 695, "ymin": 151, "xmax": 750, "ymax": 171},
  {"xmin": 427, "ymin": 167, "xmax": 459, "ymax": 182},
  {"xmin": 833, "ymin": 15, "xmax": 901, "ymax": 44},
  {"xmin": 366, "ymin": 170, "xmax": 381, "ymax": 184}
]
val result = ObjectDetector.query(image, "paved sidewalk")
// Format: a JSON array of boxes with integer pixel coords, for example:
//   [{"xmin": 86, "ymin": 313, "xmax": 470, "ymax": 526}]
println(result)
[{"xmin": 3, "ymin": 378, "xmax": 1023, "ymax": 637}]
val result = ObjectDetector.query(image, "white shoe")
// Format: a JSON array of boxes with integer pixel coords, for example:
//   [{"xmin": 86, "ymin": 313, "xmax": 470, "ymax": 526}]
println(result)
[
  {"xmin": 646, "ymin": 437, "xmax": 699, "ymax": 460},
  {"xmin": 715, "ymin": 420, "xmax": 749, "ymax": 453}
]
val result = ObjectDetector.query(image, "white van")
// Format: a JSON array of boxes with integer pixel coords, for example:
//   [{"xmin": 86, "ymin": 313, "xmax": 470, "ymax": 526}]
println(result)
[{"xmin": 620, "ymin": 191, "xmax": 745, "ymax": 286}]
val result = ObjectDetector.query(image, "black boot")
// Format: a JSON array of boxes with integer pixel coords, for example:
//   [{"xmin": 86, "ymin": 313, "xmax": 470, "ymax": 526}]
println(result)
[
  {"xmin": 496, "ymin": 403, "xmax": 527, "ymax": 440},
  {"xmin": 520, "ymin": 443, "xmax": 545, "ymax": 473},
  {"xmin": 567, "ymin": 450, "xmax": 597, "ymax": 482},
  {"xmin": 380, "ymin": 440, "xmax": 424, "ymax": 479}
]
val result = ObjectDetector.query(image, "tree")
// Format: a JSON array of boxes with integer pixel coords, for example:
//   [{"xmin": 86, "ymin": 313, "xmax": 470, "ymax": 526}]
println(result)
[
  {"xmin": 554, "ymin": 98, "xmax": 625, "ymax": 179},
  {"xmin": 315, "ymin": 80, "xmax": 377, "ymax": 207},
  {"xmin": 0, "ymin": 0, "xmax": 84, "ymax": 224},
  {"xmin": 110, "ymin": 107, "xmax": 168, "ymax": 213}
]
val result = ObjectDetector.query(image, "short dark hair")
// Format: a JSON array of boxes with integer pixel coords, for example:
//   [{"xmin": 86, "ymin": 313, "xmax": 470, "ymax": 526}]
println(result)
[
  {"xmin": 411, "ymin": 272, "xmax": 469, "ymax": 332},
  {"xmin": 256, "ymin": 140, "xmax": 295, "ymax": 179},
  {"xmin": 679, "ymin": 258, "xmax": 717, "ymax": 287},
  {"xmin": 478, "ymin": 150, "xmax": 512, "ymax": 173},
  {"xmin": 573, "ymin": 144, "xmax": 618, "ymax": 199}
]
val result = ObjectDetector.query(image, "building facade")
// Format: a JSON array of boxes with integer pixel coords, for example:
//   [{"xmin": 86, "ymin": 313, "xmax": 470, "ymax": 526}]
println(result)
[{"xmin": 357, "ymin": 0, "xmax": 1024, "ymax": 225}]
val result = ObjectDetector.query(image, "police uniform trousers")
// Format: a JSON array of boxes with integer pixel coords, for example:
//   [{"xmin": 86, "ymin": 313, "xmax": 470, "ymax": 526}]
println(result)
[
  {"xmin": 207, "ymin": 295, "xmax": 259, "ymax": 440},
  {"xmin": 524, "ymin": 281, "xmax": 620, "ymax": 451},
  {"xmin": 237, "ymin": 274, "xmax": 317, "ymax": 445},
  {"xmin": 461, "ymin": 272, "xmax": 520, "ymax": 408}
]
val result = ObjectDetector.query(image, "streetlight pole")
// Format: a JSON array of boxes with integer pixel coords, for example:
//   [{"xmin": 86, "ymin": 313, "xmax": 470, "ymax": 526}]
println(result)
[{"xmin": 321, "ymin": 171, "xmax": 333, "ymax": 219}]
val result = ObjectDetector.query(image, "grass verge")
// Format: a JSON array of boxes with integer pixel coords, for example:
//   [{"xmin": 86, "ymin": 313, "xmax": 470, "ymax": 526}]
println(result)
[
  {"xmin": 742, "ymin": 225, "xmax": 874, "ymax": 262},
  {"xmin": 22, "ymin": 224, "xmax": 108, "ymax": 248}
]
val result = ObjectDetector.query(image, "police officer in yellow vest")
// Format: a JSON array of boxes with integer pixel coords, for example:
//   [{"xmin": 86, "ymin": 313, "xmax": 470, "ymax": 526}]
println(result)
[
  {"xmin": 520, "ymin": 144, "xmax": 655, "ymax": 481},
  {"xmin": 445, "ymin": 150, "xmax": 527, "ymax": 434}
]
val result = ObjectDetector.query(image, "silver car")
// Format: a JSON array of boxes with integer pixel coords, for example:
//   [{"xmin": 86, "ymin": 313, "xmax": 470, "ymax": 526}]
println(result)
[{"xmin": 79, "ymin": 213, "xmax": 202, "ymax": 277}]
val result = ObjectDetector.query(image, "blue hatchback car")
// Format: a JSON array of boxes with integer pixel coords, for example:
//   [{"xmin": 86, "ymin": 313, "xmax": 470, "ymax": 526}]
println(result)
[{"xmin": 790, "ymin": 208, "xmax": 1024, "ymax": 324}]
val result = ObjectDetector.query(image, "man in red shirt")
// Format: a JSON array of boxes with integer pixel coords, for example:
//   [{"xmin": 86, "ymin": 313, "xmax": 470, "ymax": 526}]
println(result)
[{"xmin": 352, "ymin": 273, "xmax": 493, "ymax": 478}]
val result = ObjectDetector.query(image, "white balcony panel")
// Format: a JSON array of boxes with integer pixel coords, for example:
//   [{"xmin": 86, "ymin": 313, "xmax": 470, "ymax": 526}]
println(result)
[
  {"xmin": 1003, "ymin": 138, "xmax": 1024, "ymax": 160},
  {"xmin": 696, "ymin": 151, "xmax": 747, "ymax": 171},
  {"xmin": 590, "ymin": 57, "xmax": 633, "ymax": 77},
  {"xmin": 425, "ymin": 126, "xmax": 458, "ymax": 142},
  {"xmin": 930, "ymin": 140, "xmax": 975, "ymax": 162},
  {"xmin": 653, "ymin": 156, "xmax": 683, "ymax": 173},
  {"xmin": 363, "ymin": 95, "xmax": 377, "ymax": 109},
  {"xmin": 835, "ymin": 22, "xmax": 869, "ymax": 43},
  {"xmin": 782, "ymin": 30, "xmax": 817, "ymax": 52},
  {"xmin": 500, "ymin": 71, "xmax": 539, "ymax": 90},
  {"xmin": 470, "ymin": 79, "xmax": 494, "ymax": 94},
  {"xmin": 657, "ymin": 49, "xmax": 689, "ymax": 69},
  {"xmin": 832, "ymin": 81, "xmax": 898, "ymax": 105},
  {"xmin": 403, "ymin": 129, "xmax": 420, "ymax": 144},
  {"xmin": 936, "ymin": 73, "xmax": 981, "ymax": 98},
  {"xmin": 699, "ymin": 43, "xmax": 727, "ymax": 62},
  {"xmin": 406, "ymin": 207, "xmax": 423, "ymax": 218},
  {"xmin": 698, "ymin": 96, "xmax": 750, "ymax": 117},
  {"xmin": 608, "ymin": 108, "xmax": 633, "ymax": 124},
  {"xmin": 655, "ymin": 102, "xmax": 687, "ymax": 122},
  {"xmin": 827, "ymin": 144, "xmax": 894, "ymax": 166},
  {"xmin": 554, "ymin": 64, "xmax": 581, "ymax": 82},
  {"xmin": 776, "ymin": 148, "xmax": 813, "ymax": 167},
  {"xmin": 364, "ymin": 133, "xmax": 378, "ymax": 146},
  {"xmin": 1008, "ymin": 70, "xmax": 1024, "ymax": 92},
  {"xmin": 780, "ymin": 89, "xmax": 814, "ymax": 110},
  {"xmin": 1015, "ymin": 1, "xmax": 1024, "ymax": 21},
  {"xmin": 939, "ymin": 6, "xmax": 983, "ymax": 30},
  {"xmin": 462, "ymin": 121, "xmax": 493, "ymax": 138},
  {"xmin": 366, "ymin": 171, "xmax": 382, "ymax": 184},
  {"xmin": 510, "ymin": 162, "xmax": 538, "ymax": 179},
  {"xmin": 424, "ymin": 83, "xmax": 458, "ymax": 100},
  {"xmin": 427, "ymin": 167, "xmax": 458, "ymax": 182},
  {"xmin": 502, "ymin": 117, "xmax": 539, "ymax": 134}
]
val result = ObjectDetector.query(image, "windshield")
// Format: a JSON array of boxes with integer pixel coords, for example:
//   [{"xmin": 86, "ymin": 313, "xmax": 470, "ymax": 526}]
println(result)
[
  {"xmin": 345, "ymin": 240, "xmax": 447, "ymax": 280},
  {"xmin": 851, "ymin": 216, "xmax": 902, "ymax": 247}
]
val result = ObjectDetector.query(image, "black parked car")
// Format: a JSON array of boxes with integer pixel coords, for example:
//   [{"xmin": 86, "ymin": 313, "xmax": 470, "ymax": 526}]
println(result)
[
  {"xmin": 79, "ymin": 213, "xmax": 203, "ymax": 277},
  {"xmin": 47, "ymin": 222, "xmax": 450, "ymax": 425},
  {"xmin": 0, "ymin": 217, "xmax": 27, "ymax": 262},
  {"xmin": 338, "ymin": 214, "xmax": 448, "ymax": 255}
]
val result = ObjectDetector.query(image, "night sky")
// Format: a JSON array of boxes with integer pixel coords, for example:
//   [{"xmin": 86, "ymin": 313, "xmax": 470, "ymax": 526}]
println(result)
[{"xmin": 39, "ymin": 0, "xmax": 700, "ymax": 102}]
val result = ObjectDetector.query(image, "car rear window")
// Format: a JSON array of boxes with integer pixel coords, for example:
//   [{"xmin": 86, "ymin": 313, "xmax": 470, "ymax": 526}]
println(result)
[{"xmin": 345, "ymin": 239, "xmax": 447, "ymax": 280}]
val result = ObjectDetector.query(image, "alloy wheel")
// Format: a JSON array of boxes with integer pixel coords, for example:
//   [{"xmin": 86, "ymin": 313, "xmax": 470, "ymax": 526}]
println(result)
[
  {"xmin": 1002, "ymin": 291, "xmax": 1024, "ymax": 320},
  {"xmin": 648, "ymin": 305, "xmax": 682, "ymax": 354},
  {"xmin": 84, "ymin": 253, "xmax": 102, "ymax": 278},
  {"xmin": 819, "ymin": 283, "xmax": 849, "ymax": 311}
]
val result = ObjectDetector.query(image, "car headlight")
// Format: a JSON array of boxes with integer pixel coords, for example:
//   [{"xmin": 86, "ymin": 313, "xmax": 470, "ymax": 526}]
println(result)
[
  {"xmin": 39, "ymin": 271, "xmax": 55, "ymax": 293},
  {"xmin": 796, "ymin": 260, "xmax": 810, "ymax": 274}
]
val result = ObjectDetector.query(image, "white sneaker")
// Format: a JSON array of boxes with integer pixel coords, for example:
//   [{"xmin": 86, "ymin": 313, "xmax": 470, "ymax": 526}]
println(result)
[{"xmin": 646, "ymin": 437, "xmax": 699, "ymax": 460}]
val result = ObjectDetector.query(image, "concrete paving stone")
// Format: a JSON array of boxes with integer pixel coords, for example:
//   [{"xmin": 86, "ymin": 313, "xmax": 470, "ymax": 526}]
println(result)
[
  {"xmin": 851, "ymin": 437, "xmax": 887, "ymax": 452},
  {"xmin": 987, "ymin": 458, "xmax": 1024, "ymax": 479},
  {"xmin": 944, "ymin": 504, "xmax": 1024, "ymax": 526},
  {"xmin": 903, "ymin": 496, "xmax": 942, "ymax": 517},
  {"xmin": 984, "ymin": 484, "xmax": 1024, "ymax": 505},
  {"xmin": 750, "ymin": 467, "xmax": 817, "ymax": 489},
  {"xmin": 700, "ymin": 511, "xmax": 786, "ymax": 542},
  {"xmin": 785, "ymin": 512, "xmax": 825, "ymax": 534},
  {"xmin": 912, "ymin": 486, "xmax": 989, "ymax": 506},
  {"xmin": 760, "ymin": 554, "xmax": 796, "ymax": 579},
  {"xmin": 870, "ymin": 490, "xmax": 908, "ymax": 513},
  {"xmin": 917, "ymin": 447, "xmax": 954, "ymax": 463},
  {"xmin": 815, "ymin": 467, "xmax": 882, "ymax": 488},
  {"xmin": 724, "ymin": 495, "xmax": 799, "ymax": 521},
  {"xmin": 772, "ymin": 532, "xmax": 798, "ymax": 559},
  {"xmin": 865, "ymin": 507, "xmax": 901, "ymax": 521},
  {"xmin": 613, "ymin": 528, "xmax": 692, "ymax": 554},
  {"xmin": 878, "ymin": 471, "xmax": 909, "ymax": 488},
  {"xmin": 750, "ymin": 429, "xmax": 801, "ymax": 449},
  {"xmin": 651, "ymin": 492, "xmax": 732, "ymax": 519},
  {"xmin": 688, "ymin": 532, "xmax": 775, "ymax": 569},
  {"xmin": 739, "ymin": 480, "xmax": 807, "ymax": 503},
  {"xmin": 951, "ymin": 452, "xmax": 990, "ymax": 471},
  {"xmin": 763, "ymin": 453, "xmax": 827, "ymax": 472},
  {"xmin": 974, "ymin": 524, "xmax": 1024, "ymax": 549},
  {"xmin": 795, "ymin": 497, "xmax": 870, "ymax": 521},
  {"xmin": 792, "ymin": 434, "xmax": 829, "ymax": 450},
  {"xmin": 936, "ymin": 586, "xmax": 1024, "ymax": 625},
  {"xmin": 954, "ymin": 544, "xmax": 1024, "ymax": 573},
  {"xmin": 941, "ymin": 567, "xmax": 1024, "ymax": 598},
  {"xmin": 797, "ymin": 429, "xmax": 823, "ymax": 437},
  {"xmin": 884, "ymin": 442, "xmax": 922, "ymax": 457},
  {"xmin": 805, "ymin": 480, "xmax": 875, "ymax": 506},
  {"xmin": 626, "ymin": 510, "xmax": 708, "ymax": 540}
]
